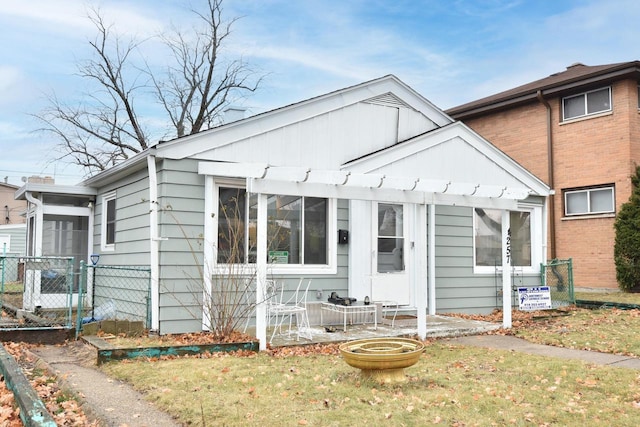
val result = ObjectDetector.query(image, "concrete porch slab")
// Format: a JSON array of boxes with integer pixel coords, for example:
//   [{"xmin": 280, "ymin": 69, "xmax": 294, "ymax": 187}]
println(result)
[{"xmin": 266, "ymin": 315, "xmax": 501, "ymax": 347}]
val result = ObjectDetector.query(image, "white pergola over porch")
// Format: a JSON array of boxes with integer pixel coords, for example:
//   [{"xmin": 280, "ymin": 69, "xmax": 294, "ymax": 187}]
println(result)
[{"xmin": 200, "ymin": 161, "xmax": 547, "ymax": 350}]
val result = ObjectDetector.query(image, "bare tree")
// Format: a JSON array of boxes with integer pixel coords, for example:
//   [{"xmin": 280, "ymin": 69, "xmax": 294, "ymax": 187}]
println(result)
[{"xmin": 36, "ymin": 0, "xmax": 262, "ymax": 175}]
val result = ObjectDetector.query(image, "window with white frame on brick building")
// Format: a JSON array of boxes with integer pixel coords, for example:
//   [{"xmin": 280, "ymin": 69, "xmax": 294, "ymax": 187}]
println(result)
[{"xmin": 564, "ymin": 186, "xmax": 615, "ymax": 216}]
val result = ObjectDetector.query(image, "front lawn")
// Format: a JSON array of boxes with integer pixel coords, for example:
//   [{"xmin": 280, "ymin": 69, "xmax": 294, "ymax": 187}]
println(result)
[{"xmin": 97, "ymin": 306, "xmax": 640, "ymax": 426}]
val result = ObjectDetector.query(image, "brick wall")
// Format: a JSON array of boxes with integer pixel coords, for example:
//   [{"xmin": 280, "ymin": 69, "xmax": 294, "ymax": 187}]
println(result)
[{"xmin": 463, "ymin": 79, "xmax": 640, "ymax": 290}]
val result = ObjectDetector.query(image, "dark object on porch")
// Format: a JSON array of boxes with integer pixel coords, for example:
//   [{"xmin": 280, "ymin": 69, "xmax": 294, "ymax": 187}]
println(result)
[{"xmin": 328, "ymin": 292, "xmax": 356, "ymax": 306}]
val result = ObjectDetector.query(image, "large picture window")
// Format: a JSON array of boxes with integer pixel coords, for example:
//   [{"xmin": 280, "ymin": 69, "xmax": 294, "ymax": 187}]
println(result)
[
  {"xmin": 474, "ymin": 208, "xmax": 532, "ymax": 268},
  {"xmin": 267, "ymin": 195, "xmax": 327, "ymax": 265},
  {"xmin": 217, "ymin": 187, "xmax": 329, "ymax": 266},
  {"xmin": 562, "ymin": 87, "xmax": 611, "ymax": 121}
]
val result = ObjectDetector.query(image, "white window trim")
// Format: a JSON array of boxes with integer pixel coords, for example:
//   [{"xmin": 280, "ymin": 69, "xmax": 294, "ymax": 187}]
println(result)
[
  {"xmin": 562, "ymin": 86, "xmax": 612, "ymax": 122},
  {"xmin": 213, "ymin": 181, "xmax": 337, "ymax": 276},
  {"xmin": 473, "ymin": 204, "xmax": 542, "ymax": 275},
  {"xmin": 100, "ymin": 191, "xmax": 116, "ymax": 252},
  {"xmin": 564, "ymin": 186, "xmax": 615, "ymax": 217}
]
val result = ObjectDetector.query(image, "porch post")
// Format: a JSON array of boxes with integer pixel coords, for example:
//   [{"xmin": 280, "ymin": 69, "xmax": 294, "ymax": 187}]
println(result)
[
  {"xmin": 501, "ymin": 210, "xmax": 512, "ymax": 328},
  {"xmin": 428, "ymin": 204, "xmax": 436, "ymax": 315},
  {"xmin": 201, "ymin": 175, "xmax": 215, "ymax": 331},
  {"xmin": 256, "ymin": 193, "xmax": 268, "ymax": 350},
  {"xmin": 416, "ymin": 204, "xmax": 428, "ymax": 339},
  {"xmin": 147, "ymin": 155, "xmax": 160, "ymax": 331}
]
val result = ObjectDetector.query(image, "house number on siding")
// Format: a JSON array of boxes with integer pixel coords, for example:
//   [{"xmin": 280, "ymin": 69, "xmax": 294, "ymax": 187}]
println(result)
[{"xmin": 505, "ymin": 228, "xmax": 511, "ymax": 265}]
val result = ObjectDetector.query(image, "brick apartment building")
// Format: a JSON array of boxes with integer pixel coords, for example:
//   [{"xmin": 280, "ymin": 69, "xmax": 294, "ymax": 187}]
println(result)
[{"xmin": 447, "ymin": 61, "xmax": 640, "ymax": 290}]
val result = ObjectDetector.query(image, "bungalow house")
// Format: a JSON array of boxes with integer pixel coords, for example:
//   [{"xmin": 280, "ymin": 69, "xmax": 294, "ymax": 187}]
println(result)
[{"xmin": 15, "ymin": 76, "xmax": 551, "ymax": 349}]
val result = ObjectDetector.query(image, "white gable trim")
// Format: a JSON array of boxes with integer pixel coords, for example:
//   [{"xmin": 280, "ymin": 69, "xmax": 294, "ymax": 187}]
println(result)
[
  {"xmin": 157, "ymin": 75, "xmax": 453, "ymax": 161},
  {"xmin": 344, "ymin": 122, "xmax": 552, "ymax": 197},
  {"xmin": 198, "ymin": 161, "xmax": 529, "ymax": 209}
]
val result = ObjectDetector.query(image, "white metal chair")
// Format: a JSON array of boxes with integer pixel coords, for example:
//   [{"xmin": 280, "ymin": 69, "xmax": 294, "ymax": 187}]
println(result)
[{"xmin": 268, "ymin": 278, "xmax": 312, "ymax": 343}]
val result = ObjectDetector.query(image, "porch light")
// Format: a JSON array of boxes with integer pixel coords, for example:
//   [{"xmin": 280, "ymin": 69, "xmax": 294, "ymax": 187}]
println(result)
[{"xmin": 90, "ymin": 254, "xmax": 100, "ymax": 266}]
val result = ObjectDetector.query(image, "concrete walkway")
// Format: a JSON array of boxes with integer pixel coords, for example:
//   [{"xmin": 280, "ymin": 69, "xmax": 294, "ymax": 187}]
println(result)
[
  {"xmin": 30, "ymin": 342, "xmax": 181, "ymax": 427},
  {"xmin": 449, "ymin": 334, "xmax": 640, "ymax": 369}
]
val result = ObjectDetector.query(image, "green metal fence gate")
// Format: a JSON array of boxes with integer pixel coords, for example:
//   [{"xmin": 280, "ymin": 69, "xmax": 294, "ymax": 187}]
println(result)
[
  {"xmin": 540, "ymin": 258, "xmax": 575, "ymax": 308},
  {"xmin": 0, "ymin": 256, "xmax": 150, "ymax": 335},
  {"xmin": 78, "ymin": 261, "xmax": 152, "ymax": 335},
  {"xmin": 0, "ymin": 256, "xmax": 76, "ymax": 329}
]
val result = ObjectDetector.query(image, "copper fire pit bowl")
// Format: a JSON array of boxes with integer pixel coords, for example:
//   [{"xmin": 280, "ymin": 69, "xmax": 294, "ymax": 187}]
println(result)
[{"xmin": 339, "ymin": 337, "xmax": 425, "ymax": 383}]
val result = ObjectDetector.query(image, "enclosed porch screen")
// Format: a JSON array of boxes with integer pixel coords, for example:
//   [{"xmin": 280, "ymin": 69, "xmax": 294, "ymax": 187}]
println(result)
[{"xmin": 217, "ymin": 187, "xmax": 328, "ymax": 266}]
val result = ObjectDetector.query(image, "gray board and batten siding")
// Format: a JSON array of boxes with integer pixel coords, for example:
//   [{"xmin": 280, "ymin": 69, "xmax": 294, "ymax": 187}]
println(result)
[
  {"xmin": 433, "ymin": 204, "xmax": 540, "ymax": 315},
  {"xmin": 155, "ymin": 158, "xmax": 352, "ymax": 334},
  {"xmin": 92, "ymin": 156, "xmax": 544, "ymax": 334}
]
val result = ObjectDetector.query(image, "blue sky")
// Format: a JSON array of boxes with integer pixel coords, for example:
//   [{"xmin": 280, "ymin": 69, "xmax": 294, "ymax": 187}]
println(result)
[{"xmin": 1, "ymin": 0, "xmax": 639, "ymax": 185}]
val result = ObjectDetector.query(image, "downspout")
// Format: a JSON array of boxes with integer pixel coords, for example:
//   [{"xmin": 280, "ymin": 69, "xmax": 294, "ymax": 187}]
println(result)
[
  {"xmin": 536, "ymin": 90, "xmax": 556, "ymax": 260},
  {"xmin": 147, "ymin": 154, "xmax": 160, "ymax": 332}
]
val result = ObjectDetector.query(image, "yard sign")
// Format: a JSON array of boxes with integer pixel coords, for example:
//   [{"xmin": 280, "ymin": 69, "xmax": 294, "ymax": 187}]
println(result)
[{"xmin": 517, "ymin": 286, "xmax": 552, "ymax": 311}]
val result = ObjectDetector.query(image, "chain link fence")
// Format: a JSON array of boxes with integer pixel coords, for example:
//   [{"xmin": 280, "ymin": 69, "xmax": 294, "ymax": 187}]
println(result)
[
  {"xmin": 79, "ymin": 262, "xmax": 151, "ymax": 332},
  {"xmin": 540, "ymin": 258, "xmax": 575, "ymax": 308},
  {"xmin": 0, "ymin": 256, "xmax": 151, "ymax": 334},
  {"xmin": 0, "ymin": 256, "xmax": 76, "ymax": 329}
]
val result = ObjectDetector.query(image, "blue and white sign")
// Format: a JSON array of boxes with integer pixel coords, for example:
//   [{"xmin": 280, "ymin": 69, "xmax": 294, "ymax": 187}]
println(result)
[{"xmin": 518, "ymin": 286, "xmax": 552, "ymax": 311}]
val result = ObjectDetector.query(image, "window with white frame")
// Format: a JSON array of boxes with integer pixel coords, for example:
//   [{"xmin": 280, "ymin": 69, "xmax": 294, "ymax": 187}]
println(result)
[
  {"xmin": 474, "ymin": 208, "xmax": 535, "ymax": 270},
  {"xmin": 216, "ymin": 186, "xmax": 331, "ymax": 268},
  {"xmin": 562, "ymin": 87, "xmax": 611, "ymax": 121},
  {"xmin": 564, "ymin": 186, "xmax": 615, "ymax": 216},
  {"xmin": 101, "ymin": 191, "xmax": 116, "ymax": 251}
]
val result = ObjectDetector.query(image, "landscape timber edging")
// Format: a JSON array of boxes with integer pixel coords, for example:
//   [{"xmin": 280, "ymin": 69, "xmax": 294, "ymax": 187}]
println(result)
[
  {"xmin": 0, "ymin": 344, "xmax": 57, "ymax": 427},
  {"xmin": 81, "ymin": 336, "xmax": 259, "ymax": 365}
]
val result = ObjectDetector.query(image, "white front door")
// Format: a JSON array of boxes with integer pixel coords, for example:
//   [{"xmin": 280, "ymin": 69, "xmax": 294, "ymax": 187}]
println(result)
[{"xmin": 371, "ymin": 203, "xmax": 411, "ymax": 305}]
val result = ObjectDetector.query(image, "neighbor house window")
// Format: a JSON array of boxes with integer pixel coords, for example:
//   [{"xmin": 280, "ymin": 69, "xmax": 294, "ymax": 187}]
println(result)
[
  {"xmin": 562, "ymin": 87, "xmax": 611, "ymax": 121},
  {"xmin": 217, "ymin": 186, "xmax": 330, "ymax": 267},
  {"xmin": 101, "ymin": 192, "xmax": 116, "ymax": 251},
  {"xmin": 474, "ymin": 208, "xmax": 532, "ymax": 269},
  {"xmin": 564, "ymin": 186, "xmax": 615, "ymax": 216}
]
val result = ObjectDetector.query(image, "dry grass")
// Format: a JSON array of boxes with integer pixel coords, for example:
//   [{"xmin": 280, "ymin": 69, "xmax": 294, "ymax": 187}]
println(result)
[
  {"xmin": 98, "ymin": 302, "xmax": 640, "ymax": 426},
  {"xmin": 514, "ymin": 307, "xmax": 640, "ymax": 356},
  {"xmin": 102, "ymin": 338, "xmax": 640, "ymax": 426},
  {"xmin": 575, "ymin": 291, "xmax": 640, "ymax": 305}
]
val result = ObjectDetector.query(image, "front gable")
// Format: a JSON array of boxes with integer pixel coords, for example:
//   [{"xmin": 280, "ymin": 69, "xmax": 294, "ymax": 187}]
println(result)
[
  {"xmin": 343, "ymin": 122, "xmax": 550, "ymax": 198},
  {"xmin": 156, "ymin": 76, "xmax": 452, "ymax": 170}
]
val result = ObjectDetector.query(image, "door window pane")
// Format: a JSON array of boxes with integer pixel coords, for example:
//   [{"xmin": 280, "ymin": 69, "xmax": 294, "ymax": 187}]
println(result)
[{"xmin": 377, "ymin": 204, "xmax": 404, "ymax": 272}]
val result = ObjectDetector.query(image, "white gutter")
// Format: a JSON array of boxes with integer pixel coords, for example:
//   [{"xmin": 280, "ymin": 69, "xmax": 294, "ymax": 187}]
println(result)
[{"xmin": 147, "ymin": 155, "xmax": 160, "ymax": 331}]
